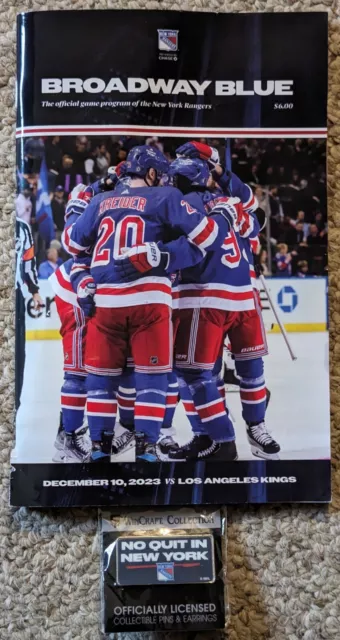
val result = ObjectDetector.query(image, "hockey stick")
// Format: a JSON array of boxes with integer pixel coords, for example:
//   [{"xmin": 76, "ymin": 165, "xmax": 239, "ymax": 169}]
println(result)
[{"xmin": 259, "ymin": 274, "xmax": 297, "ymax": 361}]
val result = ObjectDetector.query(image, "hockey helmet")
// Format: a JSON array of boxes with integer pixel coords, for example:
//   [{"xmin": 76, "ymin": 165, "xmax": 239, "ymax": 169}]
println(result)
[
  {"xmin": 125, "ymin": 145, "xmax": 169, "ymax": 178},
  {"xmin": 168, "ymin": 157, "xmax": 210, "ymax": 187}
]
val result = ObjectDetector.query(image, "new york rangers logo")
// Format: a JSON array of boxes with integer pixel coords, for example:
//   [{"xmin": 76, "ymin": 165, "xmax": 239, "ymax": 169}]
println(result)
[
  {"xmin": 158, "ymin": 30, "xmax": 179, "ymax": 52},
  {"xmin": 157, "ymin": 563, "xmax": 175, "ymax": 581}
]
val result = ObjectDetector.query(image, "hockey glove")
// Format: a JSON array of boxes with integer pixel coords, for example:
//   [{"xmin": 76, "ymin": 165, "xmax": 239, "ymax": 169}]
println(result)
[
  {"xmin": 176, "ymin": 141, "xmax": 220, "ymax": 168},
  {"xmin": 65, "ymin": 184, "xmax": 94, "ymax": 220},
  {"xmin": 210, "ymin": 196, "xmax": 243, "ymax": 229},
  {"xmin": 90, "ymin": 161, "xmax": 127, "ymax": 194},
  {"xmin": 114, "ymin": 242, "xmax": 170, "ymax": 281},
  {"xmin": 77, "ymin": 276, "xmax": 96, "ymax": 317}
]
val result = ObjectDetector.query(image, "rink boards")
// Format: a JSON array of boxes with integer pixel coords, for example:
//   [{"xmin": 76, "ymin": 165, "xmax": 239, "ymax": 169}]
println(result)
[{"xmin": 25, "ymin": 277, "xmax": 328, "ymax": 339}]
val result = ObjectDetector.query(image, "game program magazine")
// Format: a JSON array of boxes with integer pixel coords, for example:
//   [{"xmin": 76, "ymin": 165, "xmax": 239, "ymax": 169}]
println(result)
[{"xmin": 11, "ymin": 10, "xmax": 330, "ymax": 507}]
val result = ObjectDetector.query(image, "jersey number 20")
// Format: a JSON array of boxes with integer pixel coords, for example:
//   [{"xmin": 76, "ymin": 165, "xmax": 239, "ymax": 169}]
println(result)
[{"xmin": 92, "ymin": 215, "xmax": 145, "ymax": 267}]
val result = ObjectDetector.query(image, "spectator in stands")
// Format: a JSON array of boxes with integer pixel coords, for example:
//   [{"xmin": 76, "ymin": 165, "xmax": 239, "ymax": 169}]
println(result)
[
  {"xmin": 307, "ymin": 223, "xmax": 327, "ymax": 276},
  {"xmin": 297, "ymin": 260, "xmax": 309, "ymax": 277},
  {"xmin": 268, "ymin": 186, "xmax": 283, "ymax": 219},
  {"xmin": 279, "ymin": 216, "xmax": 299, "ymax": 246},
  {"xmin": 307, "ymin": 223, "xmax": 323, "ymax": 247},
  {"xmin": 231, "ymin": 139, "xmax": 250, "ymax": 182},
  {"xmin": 297, "ymin": 179, "xmax": 319, "ymax": 221},
  {"xmin": 117, "ymin": 147, "xmax": 128, "ymax": 163},
  {"xmin": 290, "ymin": 210, "xmax": 310, "ymax": 240},
  {"xmin": 45, "ymin": 136, "xmax": 62, "ymax": 191},
  {"xmin": 73, "ymin": 136, "xmax": 89, "ymax": 176},
  {"xmin": 58, "ymin": 154, "xmax": 78, "ymax": 197},
  {"xmin": 249, "ymin": 163, "xmax": 261, "ymax": 185},
  {"xmin": 254, "ymin": 186, "xmax": 268, "ymax": 211},
  {"xmin": 51, "ymin": 185, "xmax": 65, "ymax": 233},
  {"xmin": 295, "ymin": 221, "xmax": 307, "ymax": 245},
  {"xmin": 95, "ymin": 143, "xmax": 111, "ymax": 176},
  {"xmin": 291, "ymin": 169, "xmax": 300, "ymax": 186},
  {"xmin": 259, "ymin": 249, "xmax": 270, "ymax": 276},
  {"xmin": 274, "ymin": 243, "xmax": 294, "ymax": 277},
  {"xmin": 314, "ymin": 211, "xmax": 326, "ymax": 232},
  {"xmin": 16, "ymin": 180, "xmax": 33, "ymax": 225},
  {"xmin": 38, "ymin": 247, "xmax": 61, "ymax": 279}
]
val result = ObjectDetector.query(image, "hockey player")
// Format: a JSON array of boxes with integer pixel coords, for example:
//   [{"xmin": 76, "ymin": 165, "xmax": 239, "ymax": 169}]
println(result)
[
  {"xmin": 50, "ymin": 165, "xmax": 133, "ymax": 463},
  {"xmin": 63, "ymin": 145, "xmax": 224, "ymax": 461},
  {"xmin": 168, "ymin": 152, "xmax": 280, "ymax": 461},
  {"xmin": 176, "ymin": 142, "xmax": 277, "ymax": 459},
  {"xmin": 49, "ymin": 254, "xmax": 92, "ymax": 462}
]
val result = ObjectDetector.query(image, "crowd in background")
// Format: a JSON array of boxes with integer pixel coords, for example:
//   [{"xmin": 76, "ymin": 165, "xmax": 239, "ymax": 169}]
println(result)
[{"xmin": 16, "ymin": 136, "xmax": 327, "ymax": 277}]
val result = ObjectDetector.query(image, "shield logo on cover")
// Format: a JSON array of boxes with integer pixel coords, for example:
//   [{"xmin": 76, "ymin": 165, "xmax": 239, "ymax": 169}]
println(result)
[
  {"xmin": 158, "ymin": 30, "xmax": 179, "ymax": 52},
  {"xmin": 157, "ymin": 562, "xmax": 175, "ymax": 581}
]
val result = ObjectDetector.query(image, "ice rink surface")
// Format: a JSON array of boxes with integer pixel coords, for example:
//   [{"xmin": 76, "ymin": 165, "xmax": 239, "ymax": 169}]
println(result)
[{"xmin": 13, "ymin": 332, "xmax": 330, "ymax": 463}]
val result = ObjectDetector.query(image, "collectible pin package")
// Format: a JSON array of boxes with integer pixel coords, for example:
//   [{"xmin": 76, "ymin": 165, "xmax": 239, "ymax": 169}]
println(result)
[
  {"xmin": 101, "ymin": 508, "xmax": 226, "ymax": 634},
  {"xmin": 11, "ymin": 10, "xmax": 330, "ymax": 507}
]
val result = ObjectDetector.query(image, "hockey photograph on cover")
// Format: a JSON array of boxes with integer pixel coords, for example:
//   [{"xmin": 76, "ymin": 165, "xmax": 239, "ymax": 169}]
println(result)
[{"xmin": 11, "ymin": 10, "xmax": 330, "ymax": 506}]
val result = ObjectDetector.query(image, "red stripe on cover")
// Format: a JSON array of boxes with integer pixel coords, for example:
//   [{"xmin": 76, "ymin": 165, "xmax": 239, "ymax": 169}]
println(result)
[{"xmin": 16, "ymin": 126, "xmax": 328, "ymax": 139}]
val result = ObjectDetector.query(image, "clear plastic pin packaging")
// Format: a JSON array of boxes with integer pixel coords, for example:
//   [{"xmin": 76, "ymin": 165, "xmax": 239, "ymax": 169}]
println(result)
[{"xmin": 101, "ymin": 507, "xmax": 227, "ymax": 635}]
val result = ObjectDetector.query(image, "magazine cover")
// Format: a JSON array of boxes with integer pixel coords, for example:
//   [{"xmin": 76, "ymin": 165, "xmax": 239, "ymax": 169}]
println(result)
[{"xmin": 11, "ymin": 10, "xmax": 330, "ymax": 506}]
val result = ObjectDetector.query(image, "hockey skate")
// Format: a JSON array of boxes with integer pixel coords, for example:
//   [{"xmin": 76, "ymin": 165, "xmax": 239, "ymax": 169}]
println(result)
[
  {"xmin": 135, "ymin": 433, "xmax": 160, "ymax": 462},
  {"xmin": 91, "ymin": 431, "xmax": 113, "ymax": 462},
  {"xmin": 168, "ymin": 435, "xmax": 221, "ymax": 461},
  {"xmin": 52, "ymin": 413, "xmax": 66, "ymax": 462},
  {"xmin": 111, "ymin": 428, "xmax": 135, "ymax": 455},
  {"xmin": 210, "ymin": 439, "xmax": 238, "ymax": 461},
  {"xmin": 156, "ymin": 434, "xmax": 183, "ymax": 461},
  {"xmin": 62, "ymin": 426, "xmax": 92, "ymax": 462},
  {"xmin": 246, "ymin": 421, "xmax": 280, "ymax": 460}
]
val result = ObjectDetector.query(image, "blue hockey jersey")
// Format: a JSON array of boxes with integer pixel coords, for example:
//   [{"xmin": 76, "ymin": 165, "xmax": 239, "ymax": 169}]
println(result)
[
  {"xmin": 63, "ymin": 185, "xmax": 223, "ymax": 309},
  {"xmin": 173, "ymin": 191, "xmax": 260, "ymax": 312},
  {"xmin": 216, "ymin": 171, "xmax": 258, "ymax": 213},
  {"xmin": 49, "ymin": 256, "xmax": 93, "ymax": 307}
]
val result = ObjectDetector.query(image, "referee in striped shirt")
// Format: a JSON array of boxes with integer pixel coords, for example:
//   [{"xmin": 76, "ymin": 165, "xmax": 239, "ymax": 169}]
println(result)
[{"xmin": 16, "ymin": 218, "xmax": 43, "ymax": 409}]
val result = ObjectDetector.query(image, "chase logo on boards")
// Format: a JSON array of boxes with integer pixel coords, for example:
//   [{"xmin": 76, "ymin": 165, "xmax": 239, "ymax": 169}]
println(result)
[{"xmin": 277, "ymin": 286, "xmax": 298, "ymax": 313}]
